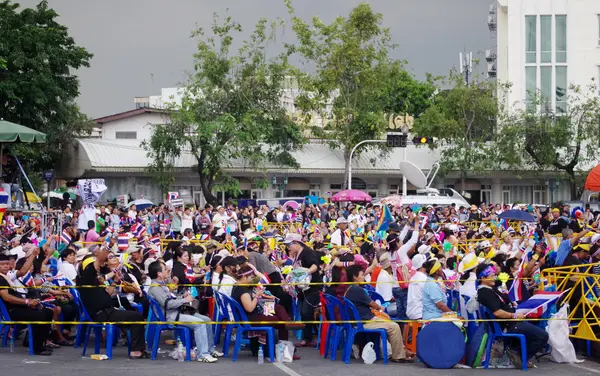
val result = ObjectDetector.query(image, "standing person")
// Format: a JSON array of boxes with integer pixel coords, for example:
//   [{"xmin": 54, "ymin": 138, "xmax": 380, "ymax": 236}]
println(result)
[
  {"xmin": 283, "ymin": 233, "xmax": 321, "ymax": 347},
  {"xmin": 78, "ymin": 244, "xmax": 148, "ymax": 359},
  {"xmin": 330, "ymin": 217, "xmax": 351, "ymax": 247},
  {"xmin": 147, "ymin": 261, "xmax": 222, "ymax": 363},
  {"xmin": 170, "ymin": 205, "xmax": 183, "ymax": 238},
  {"xmin": 239, "ymin": 206, "xmax": 252, "ymax": 232}
]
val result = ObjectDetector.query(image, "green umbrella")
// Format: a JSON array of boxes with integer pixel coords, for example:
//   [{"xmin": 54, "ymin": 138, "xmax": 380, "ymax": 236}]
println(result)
[{"xmin": 0, "ymin": 119, "xmax": 47, "ymax": 143}]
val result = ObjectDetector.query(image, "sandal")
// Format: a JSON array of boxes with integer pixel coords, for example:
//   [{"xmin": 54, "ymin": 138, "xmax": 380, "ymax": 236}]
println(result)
[
  {"xmin": 56, "ymin": 339, "xmax": 74, "ymax": 346},
  {"xmin": 296, "ymin": 340, "xmax": 316, "ymax": 348},
  {"xmin": 391, "ymin": 356, "xmax": 415, "ymax": 363},
  {"xmin": 130, "ymin": 351, "xmax": 150, "ymax": 359}
]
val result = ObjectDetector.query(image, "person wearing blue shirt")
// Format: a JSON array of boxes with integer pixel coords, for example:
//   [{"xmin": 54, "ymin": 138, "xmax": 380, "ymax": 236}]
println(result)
[{"xmin": 421, "ymin": 259, "xmax": 453, "ymax": 320}]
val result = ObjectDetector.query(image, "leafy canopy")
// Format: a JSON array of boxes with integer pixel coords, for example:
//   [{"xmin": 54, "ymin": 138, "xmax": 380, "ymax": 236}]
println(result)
[
  {"xmin": 496, "ymin": 83, "xmax": 600, "ymax": 199},
  {"xmin": 143, "ymin": 13, "xmax": 304, "ymax": 204},
  {"xmin": 413, "ymin": 69, "xmax": 500, "ymax": 178},
  {"xmin": 0, "ymin": 0, "xmax": 93, "ymax": 173}
]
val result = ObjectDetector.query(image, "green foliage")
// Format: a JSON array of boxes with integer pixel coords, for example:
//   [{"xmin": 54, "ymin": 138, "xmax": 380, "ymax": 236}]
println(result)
[
  {"xmin": 0, "ymin": 1, "xmax": 93, "ymax": 173},
  {"xmin": 285, "ymin": 1, "xmax": 435, "ymax": 187},
  {"xmin": 143, "ymin": 13, "xmax": 304, "ymax": 205},
  {"xmin": 497, "ymin": 83, "xmax": 600, "ymax": 199},
  {"xmin": 413, "ymin": 69, "xmax": 501, "ymax": 181}
]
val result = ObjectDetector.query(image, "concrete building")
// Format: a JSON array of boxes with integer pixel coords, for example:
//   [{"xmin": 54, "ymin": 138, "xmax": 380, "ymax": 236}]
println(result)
[
  {"xmin": 60, "ymin": 94, "xmax": 574, "ymax": 207},
  {"xmin": 493, "ymin": 0, "xmax": 600, "ymax": 110}
]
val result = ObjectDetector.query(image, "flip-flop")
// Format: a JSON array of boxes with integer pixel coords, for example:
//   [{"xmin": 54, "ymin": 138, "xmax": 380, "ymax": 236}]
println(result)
[{"xmin": 391, "ymin": 357, "xmax": 415, "ymax": 363}]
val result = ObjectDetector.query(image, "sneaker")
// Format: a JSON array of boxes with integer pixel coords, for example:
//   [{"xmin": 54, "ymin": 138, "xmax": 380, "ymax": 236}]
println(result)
[
  {"xmin": 527, "ymin": 360, "xmax": 537, "ymax": 369},
  {"xmin": 210, "ymin": 350, "xmax": 224, "ymax": 358},
  {"xmin": 198, "ymin": 354, "xmax": 218, "ymax": 363}
]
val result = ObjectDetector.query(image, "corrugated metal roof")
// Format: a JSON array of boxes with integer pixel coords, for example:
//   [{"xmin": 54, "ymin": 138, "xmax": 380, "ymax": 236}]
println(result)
[{"xmin": 76, "ymin": 139, "xmax": 439, "ymax": 174}]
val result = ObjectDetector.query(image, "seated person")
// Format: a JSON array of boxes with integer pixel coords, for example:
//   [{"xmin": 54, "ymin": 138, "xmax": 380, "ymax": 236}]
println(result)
[
  {"xmin": 475, "ymin": 263, "xmax": 549, "ymax": 368},
  {"xmin": 147, "ymin": 260, "xmax": 222, "ymax": 363},
  {"xmin": 78, "ymin": 244, "xmax": 147, "ymax": 359},
  {"xmin": 0, "ymin": 251, "xmax": 53, "ymax": 355},
  {"xmin": 422, "ymin": 259, "xmax": 453, "ymax": 320},
  {"xmin": 344, "ymin": 265, "xmax": 415, "ymax": 363},
  {"xmin": 231, "ymin": 264, "xmax": 303, "ymax": 358},
  {"xmin": 375, "ymin": 253, "xmax": 398, "ymax": 316}
]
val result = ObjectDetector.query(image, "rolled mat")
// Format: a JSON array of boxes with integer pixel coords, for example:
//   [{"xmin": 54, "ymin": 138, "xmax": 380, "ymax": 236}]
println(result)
[{"xmin": 416, "ymin": 321, "xmax": 466, "ymax": 369}]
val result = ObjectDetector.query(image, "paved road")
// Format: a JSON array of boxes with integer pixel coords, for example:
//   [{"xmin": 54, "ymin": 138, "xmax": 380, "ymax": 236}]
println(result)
[{"xmin": 1, "ymin": 341, "xmax": 599, "ymax": 376}]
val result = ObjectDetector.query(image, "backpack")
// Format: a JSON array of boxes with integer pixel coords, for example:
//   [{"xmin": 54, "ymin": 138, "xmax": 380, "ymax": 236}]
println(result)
[{"xmin": 396, "ymin": 259, "xmax": 414, "ymax": 289}]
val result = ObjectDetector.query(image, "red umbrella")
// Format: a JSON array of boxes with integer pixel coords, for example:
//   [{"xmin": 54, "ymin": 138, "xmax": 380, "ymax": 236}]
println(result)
[
  {"xmin": 330, "ymin": 189, "xmax": 373, "ymax": 203},
  {"xmin": 585, "ymin": 164, "xmax": 600, "ymax": 192}
]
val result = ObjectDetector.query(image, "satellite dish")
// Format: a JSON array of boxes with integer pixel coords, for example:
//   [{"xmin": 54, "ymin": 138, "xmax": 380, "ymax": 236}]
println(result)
[{"xmin": 399, "ymin": 161, "xmax": 427, "ymax": 189}]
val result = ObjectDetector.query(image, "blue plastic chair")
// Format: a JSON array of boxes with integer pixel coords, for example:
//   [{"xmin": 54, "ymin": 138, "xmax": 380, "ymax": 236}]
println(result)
[
  {"xmin": 214, "ymin": 292, "xmax": 233, "ymax": 353},
  {"xmin": 147, "ymin": 297, "xmax": 192, "ymax": 361},
  {"xmin": 0, "ymin": 299, "xmax": 34, "ymax": 355},
  {"xmin": 73, "ymin": 293, "xmax": 132, "ymax": 359},
  {"xmin": 220, "ymin": 293, "xmax": 275, "ymax": 362},
  {"xmin": 341, "ymin": 297, "xmax": 388, "ymax": 365},
  {"xmin": 480, "ymin": 306, "xmax": 527, "ymax": 370},
  {"xmin": 459, "ymin": 294, "xmax": 478, "ymax": 340},
  {"xmin": 323, "ymin": 294, "xmax": 350, "ymax": 361},
  {"xmin": 291, "ymin": 297, "xmax": 302, "ymax": 340}
]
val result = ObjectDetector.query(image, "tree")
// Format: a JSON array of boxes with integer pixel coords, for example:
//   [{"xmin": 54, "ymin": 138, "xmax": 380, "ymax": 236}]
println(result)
[
  {"xmin": 0, "ymin": 1, "xmax": 93, "ymax": 173},
  {"xmin": 413, "ymin": 70, "xmax": 502, "ymax": 190},
  {"xmin": 496, "ymin": 83, "xmax": 600, "ymax": 199},
  {"xmin": 143, "ymin": 14, "xmax": 304, "ymax": 205},
  {"xmin": 285, "ymin": 1, "xmax": 435, "ymax": 189}
]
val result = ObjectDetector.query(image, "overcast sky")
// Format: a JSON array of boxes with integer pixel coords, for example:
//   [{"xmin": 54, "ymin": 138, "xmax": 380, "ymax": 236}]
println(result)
[{"xmin": 18, "ymin": 0, "xmax": 493, "ymax": 118}]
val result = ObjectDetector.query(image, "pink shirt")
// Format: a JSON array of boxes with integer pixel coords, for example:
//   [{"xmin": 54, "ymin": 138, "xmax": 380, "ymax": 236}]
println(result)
[{"xmin": 85, "ymin": 230, "xmax": 100, "ymax": 243}]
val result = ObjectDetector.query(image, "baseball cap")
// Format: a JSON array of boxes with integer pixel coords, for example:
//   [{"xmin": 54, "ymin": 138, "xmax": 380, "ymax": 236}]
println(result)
[{"xmin": 283, "ymin": 233, "xmax": 303, "ymax": 244}]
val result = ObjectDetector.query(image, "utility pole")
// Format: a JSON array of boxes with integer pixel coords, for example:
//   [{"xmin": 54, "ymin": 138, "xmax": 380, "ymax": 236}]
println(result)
[{"xmin": 459, "ymin": 51, "xmax": 473, "ymax": 87}]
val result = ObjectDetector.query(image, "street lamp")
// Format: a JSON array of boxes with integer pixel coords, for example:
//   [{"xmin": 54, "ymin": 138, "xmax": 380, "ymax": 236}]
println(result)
[{"xmin": 400, "ymin": 125, "xmax": 410, "ymax": 196}]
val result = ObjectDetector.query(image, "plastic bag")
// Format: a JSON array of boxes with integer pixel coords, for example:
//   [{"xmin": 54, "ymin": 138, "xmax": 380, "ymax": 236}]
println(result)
[
  {"xmin": 279, "ymin": 340, "xmax": 295, "ymax": 363},
  {"xmin": 548, "ymin": 304, "xmax": 584, "ymax": 363},
  {"xmin": 362, "ymin": 342, "xmax": 376, "ymax": 364}
]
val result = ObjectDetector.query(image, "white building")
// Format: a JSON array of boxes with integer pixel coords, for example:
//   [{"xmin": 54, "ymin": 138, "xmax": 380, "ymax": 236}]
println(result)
[{"xmin": 494, "ymin": 0, "xmax": 600, "ymax": 110}]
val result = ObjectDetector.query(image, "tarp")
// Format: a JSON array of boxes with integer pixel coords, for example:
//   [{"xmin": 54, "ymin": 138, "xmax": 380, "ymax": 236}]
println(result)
[{"xmin": 0, "ymin": 120, "xmax": 47, "ymax": 143}]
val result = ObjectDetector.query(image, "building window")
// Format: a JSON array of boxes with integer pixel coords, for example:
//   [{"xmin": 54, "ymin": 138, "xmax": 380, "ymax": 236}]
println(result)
[
  {"xmin": 540, "ymin": 66, "xmax": 552, "ymax": 108},
  {"xmin": 555, "ymin": 66, "xmax": 567, "ymax": 113},
  {"xmin": 330, "ymin": 184, "xmax": 342, "ymax": 190},
  {"xmin": 525, "ymin": 66, "xmax": 537, "ymax": 110},
  {"xmin": 525, "ymin": 16, "xmax": 537, "ymax": 64},
  {"xmin": 481, "ymin": 188, "xmax": 492, "ymax": 206},
  {"xmin": 540, "ymin": 15, "xmax": 552, "ymax": 63},
  {"xmin": 115, "ymin": 131, "xmax": 137, "ymax": 139},
  {"xmin": 555, "ymin": 15, "xmax": 567, "ymax": 63}
]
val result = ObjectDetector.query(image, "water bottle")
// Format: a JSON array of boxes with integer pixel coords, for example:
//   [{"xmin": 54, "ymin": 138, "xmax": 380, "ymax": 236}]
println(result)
[
  {"xmin": 257, "ymin": 345, "xmax": 264, "ymax": 364},
  {"xmin": 9, "ymin": 334, "xmax": 14, "ymax": 353},
  {"xmin": 177, "ymin": 340, "xmax": 184, "ymax": 362},
  {"xmin": 277, "ymin": 342, "xmax": 284, "ymax": 363}
]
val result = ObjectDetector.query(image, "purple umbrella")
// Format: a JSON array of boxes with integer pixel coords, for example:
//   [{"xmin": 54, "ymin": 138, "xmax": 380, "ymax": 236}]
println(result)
[{"xmin": 330, "ymin": 190, "xmax": 373, "ymax": 203}]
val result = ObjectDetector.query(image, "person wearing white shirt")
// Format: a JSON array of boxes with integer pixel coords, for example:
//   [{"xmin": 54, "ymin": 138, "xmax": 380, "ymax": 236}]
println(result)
[
  {"xmin": 330, "ymin": 217, "xmax": 351, "ymax": 246},
  {"xmin": 211, "ymin": 206, "xmax": 229, "ymax": 229},
  {"xmin": 375, "ymin": 253, "xmax": 399, "ymax": 316},
  {"xmin": 406, "ymin": 254, "xmax": 428, "ymax": 320}
]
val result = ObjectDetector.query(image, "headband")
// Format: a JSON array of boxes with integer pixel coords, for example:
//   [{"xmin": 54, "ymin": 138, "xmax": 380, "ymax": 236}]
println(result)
[
  {"xmin": 238, "ymin": 269, "xmax": 255, "ymax": 277},
  {"xmin": 477, "ymin": 264, "xmax": 497, "ymax": 279},
  {"xmin": 428, "ymin": 261, "xmax": 441, "ymax": 276}
]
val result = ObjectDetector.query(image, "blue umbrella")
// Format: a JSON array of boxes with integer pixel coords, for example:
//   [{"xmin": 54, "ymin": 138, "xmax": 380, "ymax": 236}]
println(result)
[{"xmin": 498, "ymin": 209, "xmax": 536, "ymax": 222}]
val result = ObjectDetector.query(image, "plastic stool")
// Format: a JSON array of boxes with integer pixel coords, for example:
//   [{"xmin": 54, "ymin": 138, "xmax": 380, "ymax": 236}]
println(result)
[{"xmin": 403, "ymin": 321, "xmax": 421, "ymax": 354}]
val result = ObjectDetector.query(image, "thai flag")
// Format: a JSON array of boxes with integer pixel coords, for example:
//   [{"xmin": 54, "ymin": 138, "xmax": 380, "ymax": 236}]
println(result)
[
  {"xmin": 101, "ymin": 226, "xmax": 114, "ymax": 237},
  {"xmin": 259, "ymin": 273, "xmax": 271, "ymax": 286},
  {"xmin": 515, "ymin": 291, "xmax": 566, "ymax": 318},
  {"xmin": 131, "ymin": 223, "xmax": 146, "ymax": 238},
  {"xmin": 60, "ymin": 230, "xmax": 72, "ymax": 245},
  {"xmin": 118, "ymin": 233, "xmax": 131, "ymax": 251},
  {"xmin": 21, "ymin": 272, "xmax": 34, "ymax": 287},
  {"xmin": 508, "ymin": 257, "xmax": 526, "ymax": 302},
  {"xmin": 0, "ymin": 187, "xmax": 8, "ymax": 223},
  {"xmin": 149, "ymin": 235, "xmax": 160, "ymax": 247},
  {"xmin": 419, "ymin": 213, "xmax": 429, "ymax": 229}
]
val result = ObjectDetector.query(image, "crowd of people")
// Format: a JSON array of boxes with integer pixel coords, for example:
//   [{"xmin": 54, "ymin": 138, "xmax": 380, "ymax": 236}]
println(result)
[{"xmin": 0, "ymin": 198, "xmax": 597, "ymax": 367}]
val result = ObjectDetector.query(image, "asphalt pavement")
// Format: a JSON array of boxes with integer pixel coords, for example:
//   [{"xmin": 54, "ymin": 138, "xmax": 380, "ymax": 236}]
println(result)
[{"xmin": 1, "ymin": 339, "xmax": 600, "ymax": 376}]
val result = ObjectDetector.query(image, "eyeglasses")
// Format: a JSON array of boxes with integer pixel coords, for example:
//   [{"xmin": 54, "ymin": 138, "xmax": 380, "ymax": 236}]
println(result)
[{"xmin": 108, "ymin": 255, "xmax": 117, "ymax": 259}]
